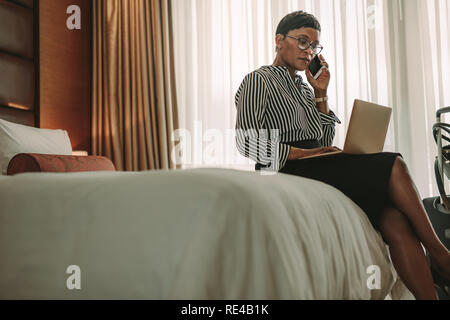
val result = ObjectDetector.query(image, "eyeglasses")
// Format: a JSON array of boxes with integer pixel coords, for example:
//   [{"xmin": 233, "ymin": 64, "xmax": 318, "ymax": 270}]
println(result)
[{"xmin": 285, "ymin": 35, "xmax": 323, "ymax": 55}]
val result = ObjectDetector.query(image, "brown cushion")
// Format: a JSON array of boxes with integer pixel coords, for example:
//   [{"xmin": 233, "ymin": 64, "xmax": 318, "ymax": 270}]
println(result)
[{"xmin": 7, "ymin": 153, "xmax": 116, "ymax": 175}]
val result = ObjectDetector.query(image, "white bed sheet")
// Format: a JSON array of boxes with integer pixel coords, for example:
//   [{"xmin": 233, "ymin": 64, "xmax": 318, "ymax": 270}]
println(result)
[{"xmin": 0, "ymin": 168, "xmax": 414, "ymax": 299}]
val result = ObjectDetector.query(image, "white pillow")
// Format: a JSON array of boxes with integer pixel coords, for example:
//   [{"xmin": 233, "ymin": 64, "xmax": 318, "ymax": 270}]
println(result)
[{"xmin": 0, "ymin": 119, "xmax": 73, "ymax": 175}]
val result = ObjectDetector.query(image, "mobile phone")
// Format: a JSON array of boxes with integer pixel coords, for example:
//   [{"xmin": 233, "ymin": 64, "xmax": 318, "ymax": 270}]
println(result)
[{"xmin": 308, "ymin": 55, "xmax": 324, "ymax": 80}]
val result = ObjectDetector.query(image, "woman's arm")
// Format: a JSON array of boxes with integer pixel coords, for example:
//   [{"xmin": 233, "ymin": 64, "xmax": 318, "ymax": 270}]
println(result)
[
  {"xmin": 288, "ymin": 146, "xmax": 340, "ymax": 160},
  {"xmin": 305, "ymin": 54, "xmax": 334, "ymax": 116},
  {"xmin": 314, "ymin": 88, "xmax": 330, "ymax": 115},
  {"xmin": 305, "ymin": 55, "xmax": 341, "ymax": 147}
]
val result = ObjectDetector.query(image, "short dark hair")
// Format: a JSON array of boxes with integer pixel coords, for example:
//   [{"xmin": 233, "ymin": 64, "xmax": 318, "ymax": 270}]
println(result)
[{"xmin": 275, "ymin": 11, "xmax": 321, "ymax": 36}]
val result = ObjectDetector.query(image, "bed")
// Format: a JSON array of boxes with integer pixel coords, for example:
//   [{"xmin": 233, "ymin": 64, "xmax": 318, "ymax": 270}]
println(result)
[{"xmin": 0, "ymin": 164, "xmax": 414, "ymax": 299}]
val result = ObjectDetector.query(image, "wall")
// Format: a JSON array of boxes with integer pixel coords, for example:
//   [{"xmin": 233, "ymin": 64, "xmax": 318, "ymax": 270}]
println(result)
[
  {"xmin": 0, "ymin": 0, "xmax": 37, "ymax": 126},
  {"xmin": 39, "ymin": 0, "xmax": 91, "ymax": 152}
]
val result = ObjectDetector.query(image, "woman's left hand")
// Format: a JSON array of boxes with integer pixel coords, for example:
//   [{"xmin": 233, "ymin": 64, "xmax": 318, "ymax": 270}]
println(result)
[{"xmin": 305, "ymin": 54, "xmax": 330, "ymax": 92}]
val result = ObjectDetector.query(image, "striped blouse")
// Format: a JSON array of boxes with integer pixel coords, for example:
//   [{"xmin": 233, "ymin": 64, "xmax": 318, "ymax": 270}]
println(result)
[{"xmin": 235, "ymin": 65, "xmax": 341, "ymax": 171}]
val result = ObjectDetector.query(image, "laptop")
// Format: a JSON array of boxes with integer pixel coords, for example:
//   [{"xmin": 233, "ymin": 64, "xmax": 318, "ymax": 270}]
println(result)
[{"xmin": 300, "ymin": 99, "xmax": 392, "ymax": 159}]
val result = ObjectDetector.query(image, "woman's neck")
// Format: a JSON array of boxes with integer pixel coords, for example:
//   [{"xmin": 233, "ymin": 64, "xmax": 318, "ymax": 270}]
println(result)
[{"xmin": 272, "ymin": 57, "xmax": 297, "ymax": 80}]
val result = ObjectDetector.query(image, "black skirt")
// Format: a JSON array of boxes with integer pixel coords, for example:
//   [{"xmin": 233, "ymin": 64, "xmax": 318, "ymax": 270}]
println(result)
[{"xmin": 274, "ymin": 140, "xmax": 403, "ymax": 231}]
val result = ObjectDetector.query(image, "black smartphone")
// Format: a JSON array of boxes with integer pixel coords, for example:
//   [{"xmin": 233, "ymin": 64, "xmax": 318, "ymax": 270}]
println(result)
[{"xmin": 308, "ymin": 55, "xmax": 323, "ymax": 79}]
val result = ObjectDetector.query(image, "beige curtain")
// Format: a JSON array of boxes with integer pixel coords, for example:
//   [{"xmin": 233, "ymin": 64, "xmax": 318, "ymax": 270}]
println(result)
[{"xmin": 92, "ymin": 0, "xmax": 180, "ymax": 171}]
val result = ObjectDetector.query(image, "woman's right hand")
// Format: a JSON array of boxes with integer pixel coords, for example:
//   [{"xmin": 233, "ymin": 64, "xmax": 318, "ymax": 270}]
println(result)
[{"xmin": 288, "ymin": 146, "xmax": 341, "ymax": 160}]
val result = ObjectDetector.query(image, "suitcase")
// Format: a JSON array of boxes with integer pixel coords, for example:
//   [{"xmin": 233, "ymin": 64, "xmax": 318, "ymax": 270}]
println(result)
[{"xmin": 422, "ymin": 106, "xmax": 450, "ymax": 299}]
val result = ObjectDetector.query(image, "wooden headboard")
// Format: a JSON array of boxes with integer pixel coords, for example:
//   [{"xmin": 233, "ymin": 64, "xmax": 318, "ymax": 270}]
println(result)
[{"xmin": 0, "ymin": 0, "xmax": 38, "ymax": 127}]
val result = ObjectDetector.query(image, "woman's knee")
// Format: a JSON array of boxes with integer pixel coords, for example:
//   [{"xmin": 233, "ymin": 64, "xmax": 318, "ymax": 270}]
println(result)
[
  {"xmin": 391, "ymin": 156, "xmax": 409, "ymax": 177},
  {"xmin": 378, "ymin": 205, "xmax": 416, "ymax": 244}
]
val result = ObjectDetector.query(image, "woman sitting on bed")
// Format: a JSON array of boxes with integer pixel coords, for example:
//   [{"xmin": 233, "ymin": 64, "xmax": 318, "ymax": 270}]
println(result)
[{"xmin": 234, "ymin": 10, "xmax": 450, "ymax": 300}]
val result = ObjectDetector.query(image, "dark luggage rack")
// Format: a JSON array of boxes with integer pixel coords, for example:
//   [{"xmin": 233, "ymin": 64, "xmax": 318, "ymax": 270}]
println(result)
[
  {"xmin": 432, "ymin": 106, "xmax": 450, "ymax": 212},
  {"xmin": 423, "ymin": 106, "xmax": 450, "ymax": 299}
]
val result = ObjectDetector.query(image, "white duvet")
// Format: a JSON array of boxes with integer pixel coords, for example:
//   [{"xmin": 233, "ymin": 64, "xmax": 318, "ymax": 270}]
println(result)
[{"xmin": 0, "ymin": 168, "xmax": 413, "ymax": 299}]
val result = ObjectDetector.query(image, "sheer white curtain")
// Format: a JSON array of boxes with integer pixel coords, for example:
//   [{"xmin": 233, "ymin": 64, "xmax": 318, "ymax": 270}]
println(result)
[
  {"xmin": 385, "ymin": 0, "xmax": 450, "ymax": 198},
  {"xmin": 171, "ymin": 0, "xmax": 450, "ymax": 198}
]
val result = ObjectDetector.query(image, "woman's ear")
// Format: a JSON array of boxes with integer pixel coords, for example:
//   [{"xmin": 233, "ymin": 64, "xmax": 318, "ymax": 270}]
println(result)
[{"xmin": 275, "ymin": 34, "xmax": 284, "ymax": 51}]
